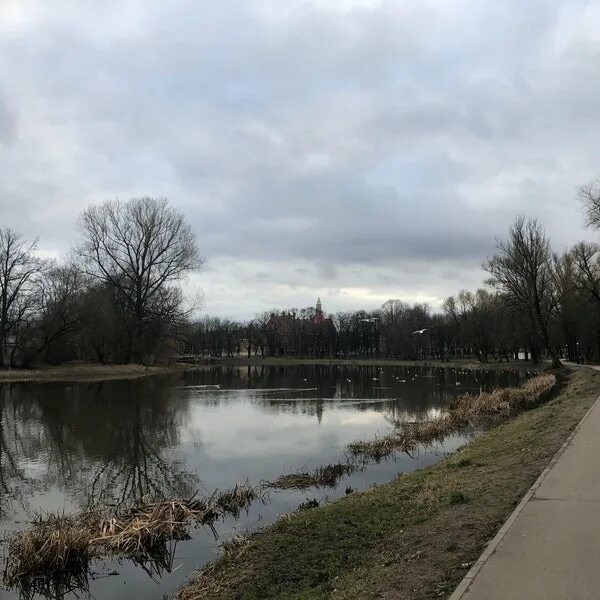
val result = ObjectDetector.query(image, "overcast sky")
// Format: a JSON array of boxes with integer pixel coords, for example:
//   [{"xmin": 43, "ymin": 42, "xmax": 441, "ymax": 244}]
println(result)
[{"xmin": 1, "ymin": 0, "xmax": 599, "ymax": 319}]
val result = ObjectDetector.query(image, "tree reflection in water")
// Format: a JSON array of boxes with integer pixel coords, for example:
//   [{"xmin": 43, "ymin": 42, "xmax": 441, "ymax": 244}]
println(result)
[
  {"xmin": 1, "ymin": 377, "xmax": 199, "ymax": 599},
  {"xmin": 26, "ymin": 377, "xmax": 199, "ymax": 508},
  {"xmin": 0, "ymin": 385, "xmax": 38, "ymax": 519}
]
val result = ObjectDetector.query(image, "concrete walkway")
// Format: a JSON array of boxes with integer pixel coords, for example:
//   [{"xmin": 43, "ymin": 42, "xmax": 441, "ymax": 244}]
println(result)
[{"xmin": 451, "ymin": 387, "xmax": 600, "ymax": 600}]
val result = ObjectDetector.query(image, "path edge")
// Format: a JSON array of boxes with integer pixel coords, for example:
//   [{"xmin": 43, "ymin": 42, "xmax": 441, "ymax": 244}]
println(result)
[{"xmin": 448, "ymin": 389, "xmax": 600, "ymax": 600}]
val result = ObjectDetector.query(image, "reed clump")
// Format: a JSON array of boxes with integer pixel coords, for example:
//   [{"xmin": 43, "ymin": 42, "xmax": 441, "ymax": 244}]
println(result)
[
  {"xmin": 213, "ymin": 482, "xmax": 260, "ymax": 516},
  {"xmin": 451, "ymin": 373, "xmax": 556, "ymax": 417},
  {"xmin": 4, "ymin": 483, "xmax": 260, "ymax": 588},
  {"xmin": 269, "ymin": 462, "xmax": 356, "ymax": 489},
  {"xmin": 90, "ymin": 500, "xmax": 200, "ymax": 555},
  {"xmin": 348, "ymin": 374, "xmax": 556, "ymax": 461},
  {"xmin": 3, "ymin": 514, "xmax": 91, "ymax": 588},
  {"xmin": 347, "ymin": 432, "xmax": 416, "ymax": 461}
]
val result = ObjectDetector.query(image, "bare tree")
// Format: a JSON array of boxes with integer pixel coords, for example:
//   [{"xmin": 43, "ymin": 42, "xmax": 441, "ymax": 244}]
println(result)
[
  {"xmin": 579, "ymin": 178, "xmax": 600, "ymax": 230},
  {"xmin": 553, "ymin": 250, "xmax": 580, "ymax": 361},
  {"xmin": 570, "ymin": 242, "xmax": 600, "ymax": 360},
  {"xmin": 77, "ymin": 198, "xmax": 202, "ymax": 361},
  {"xmin": 0, "ymin": 229, "xmax": 46, "ymax": 367},
  {"xmin": 484, "ymin": 216, "xmax": 560, "ymax": 367},
  {"xmin": 572, "ymin": 242, "xmax": 600, "ymax": 303},
  {"xmin": 36, "ymin": 265, "xmax": 86, "ymax": 362}
]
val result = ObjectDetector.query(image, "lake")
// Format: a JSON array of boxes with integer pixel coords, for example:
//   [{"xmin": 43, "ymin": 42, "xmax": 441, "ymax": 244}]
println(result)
[{"xmin": 0, "ymin": 364, "xmax": 525, "ymax": 599}]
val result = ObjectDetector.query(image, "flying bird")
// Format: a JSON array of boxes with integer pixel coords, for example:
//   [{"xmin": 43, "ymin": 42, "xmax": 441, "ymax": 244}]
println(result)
[{"xmin": 412, "ymin": 328, "xmax": 429, "ymax": 335}]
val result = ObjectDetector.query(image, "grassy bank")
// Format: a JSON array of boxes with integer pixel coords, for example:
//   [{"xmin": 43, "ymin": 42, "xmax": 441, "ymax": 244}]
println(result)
[
  {"xmin": 0, "ymin": 363, "xmax": 194, "ymax": 383},
  {"xmin": 209, "ymin": 356, "xmax": 538, "ymax": 372},
  {"xmin": 0, "ymin": 357, "xmax": 536, "ymax": 384},
  {"xmin": 177, "ymin": 368, "xmax": 600, "ymax": 600}
]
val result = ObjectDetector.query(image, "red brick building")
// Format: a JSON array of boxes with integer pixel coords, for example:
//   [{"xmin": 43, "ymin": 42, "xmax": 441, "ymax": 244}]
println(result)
[{"xmin": 266, "ymin": 298, "xmax": 335, "ymax": 357}]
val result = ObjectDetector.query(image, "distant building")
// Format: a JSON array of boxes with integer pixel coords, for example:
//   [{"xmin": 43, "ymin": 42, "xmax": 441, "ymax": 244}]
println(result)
[{"xmin": 266, "ymin": 298, "xmax": 335, "ymax": 357}]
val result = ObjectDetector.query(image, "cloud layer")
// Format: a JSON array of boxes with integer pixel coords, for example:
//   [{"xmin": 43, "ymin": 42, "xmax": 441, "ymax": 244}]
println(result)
[{"xmin": 1, "ymin": 0, "xmax": 599, "ymax": 317}]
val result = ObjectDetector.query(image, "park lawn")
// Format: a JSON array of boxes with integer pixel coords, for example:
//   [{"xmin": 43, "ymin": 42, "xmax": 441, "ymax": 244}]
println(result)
[
  {"xmin": 214, "ymin": 355, "xmax": 537, "ymax": 372},
  {"xmin": 0, "ymin": 363, "xmax": 191, "ymax": 383}
]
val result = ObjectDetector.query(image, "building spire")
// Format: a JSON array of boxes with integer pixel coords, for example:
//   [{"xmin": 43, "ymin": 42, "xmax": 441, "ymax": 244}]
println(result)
[{"xmin": 316, "ymin": 297, "xmax": 322, "ymax": 313}]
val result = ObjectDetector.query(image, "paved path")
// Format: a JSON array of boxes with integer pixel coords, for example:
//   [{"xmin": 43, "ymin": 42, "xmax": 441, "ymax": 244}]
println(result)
[{"xmin": 451, "ymin": 384, "xmax": 600, "ymax": 600}]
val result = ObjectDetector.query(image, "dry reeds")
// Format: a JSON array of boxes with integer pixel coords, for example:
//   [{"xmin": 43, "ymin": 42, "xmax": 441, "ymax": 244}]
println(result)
[
  {"xmin": 347, "ymin": 433, "xmax": 416, "ymax": 461},
  {"xmin": 219, "ymin": 533, "xmax": 251, "ymax": 561},
  {"xmin": 213, "ymin": 483, "xmax": 259, "ymax": 516},
  {"xmin": 89, "ymin": 500, "xmax": 198, "ymax": 555},
  {"xmin": 3, "ymin": 514, "xmax": 91, "ymax": 588},
  {"xmin": 268, "ymin": 462, "xmax": 356, "ymax": 489},
  {"xmin": 348, "ymin": 374, "xmax": 556, "ymax": 461},
  {"xmin": 451, "ymin": 373, "xmax": 556, "ymax": 416},
  {"xmin": 3, "ymin": 483, "xmax": 261, "ymax": 590}
]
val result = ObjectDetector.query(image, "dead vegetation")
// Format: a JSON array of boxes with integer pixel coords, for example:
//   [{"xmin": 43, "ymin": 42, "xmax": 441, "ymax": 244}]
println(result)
[
  {"xmin": 268, "ymin": 462, "xmax": 356, "ymax": 489},
  {"xmin": 0, "ymin": 363, "xmax": 193, "ymax": 383},
  {"xmin": 176, "ymin": 369, "xmax": 590, "ymax": 600},
  {"xmin": 219, "ymin": 534, "xmax": 252, "ymax": 562},
  {"xmin": 212, "ymin": 483, "xmax": 260, "ymax": 517},
  {"xmin": 450, "ymin": 372, "xmax": 556, "ymax": 416},
  {"xmin": 348, "ymin": 373, "xmax": 556, "ymax": 461},
  {"xmin": 3, "ymin": 484, "xmax": 260, "ymax": 591},
  {"xmin": 3, "ymin": 514, "xmax": 91, "ymax": 588}
]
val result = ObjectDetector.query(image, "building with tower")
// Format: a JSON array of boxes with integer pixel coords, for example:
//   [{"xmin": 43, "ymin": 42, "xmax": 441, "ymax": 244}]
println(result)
[{"xmin": 266, "ymin": 298, "xmax": 335, "ymax": 357}]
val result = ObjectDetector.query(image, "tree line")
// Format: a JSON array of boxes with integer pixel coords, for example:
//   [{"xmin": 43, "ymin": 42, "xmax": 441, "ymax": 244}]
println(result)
[
  {"xmin": 4, "ymin": 182, "xmax": 600, "ymax": 368},
  {"xmin": 187, "ymin": 180, "xmax": 600, "ymax": 365},
  {"xmin": 0, "ymin": 197, "xmax": 201, "ymax": 367}
]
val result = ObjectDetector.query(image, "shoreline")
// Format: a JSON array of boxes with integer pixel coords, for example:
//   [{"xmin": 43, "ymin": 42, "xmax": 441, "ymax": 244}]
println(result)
[
  {"xmin": 198, "ymin": 356, "xmax": 539, "ymax": 371},
  {"xmin": 0, "ymin": 357, "xmax": 538, "ymax": 384},
  {"xmin": 176, "ymin": 367, "xmax": 600, "ymax": 600},
  {"xmin": 0, "ymin": 363, "xmax": 193, "ymax": 383}
]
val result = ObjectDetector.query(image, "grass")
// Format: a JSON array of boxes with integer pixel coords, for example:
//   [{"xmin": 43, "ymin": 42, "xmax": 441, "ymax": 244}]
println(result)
[
  {"xmin": 176, "ymin": 368, "xmax": 600, "ymax": 600},
  {"xmin": 268, "ymin": 463, "xmax": 357, "ymax": 490},
  {"xmin": 0, "ymin": 363, "xmax": 197, "ymax": 383},
  {"xmin": 0, "ymin": 357, "xmax": 535, "ymax": 384},
  {"xmin": 3, "ymin": 484, "xmax": 260, "ymax": 591},
  {"xmin": 0, "ymin": 356, "xmax": 537, "ymax": 384},
  {"xmin": 298, "ymin": 499, "xmax": 321, "ymax": 511},
  {"xmin": 213, "ymin": 356, "xmax": 538, "ymax": 372}
]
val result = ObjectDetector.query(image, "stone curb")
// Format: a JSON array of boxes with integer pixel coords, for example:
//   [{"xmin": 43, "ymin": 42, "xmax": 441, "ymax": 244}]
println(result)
[{"xmin": 448, "ymin": 391, "xmax": 600, "ymax": 600}]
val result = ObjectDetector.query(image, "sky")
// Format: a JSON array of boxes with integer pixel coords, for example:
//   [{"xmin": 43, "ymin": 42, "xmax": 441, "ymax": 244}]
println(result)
[{"xmin": 1, "ymin": 0, "xmax": 599, "ymax": 319}]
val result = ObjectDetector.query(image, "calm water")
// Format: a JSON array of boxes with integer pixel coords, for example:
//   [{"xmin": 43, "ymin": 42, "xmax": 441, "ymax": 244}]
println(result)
[{"xmin": 0, "ymin": 364, "xmax": 525, "ymax": 600}]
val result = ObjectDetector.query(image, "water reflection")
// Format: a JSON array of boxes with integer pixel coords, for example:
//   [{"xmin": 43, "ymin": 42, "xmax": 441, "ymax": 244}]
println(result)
[
  {"xmin": 0, "ymin": 387, "xmax": 31, "ymax": 518},
  {"xmin": 0, "ymin": 364, "xmax": 524, "ymax": 600},
  {"xmin": 0, "ymin": 378, "xmax": 198, "ymax": 516}
]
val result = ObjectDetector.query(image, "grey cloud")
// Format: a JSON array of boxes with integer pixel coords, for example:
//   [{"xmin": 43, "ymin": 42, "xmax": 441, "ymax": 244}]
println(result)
[
  {"xmin": 0, "ymin": 0, "xmax": 598, "ymax": 317},
  {"xmin": 0, "ymin": 97, "xmax": 16, "ymax": 145}
]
